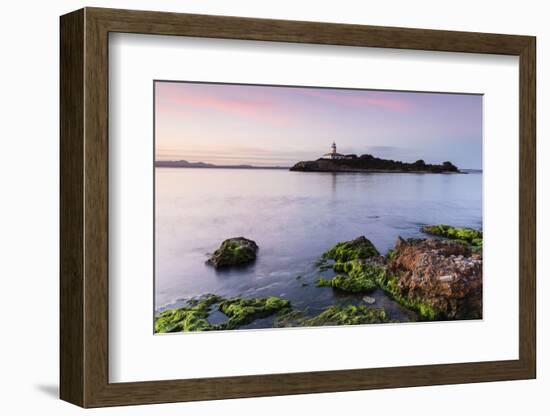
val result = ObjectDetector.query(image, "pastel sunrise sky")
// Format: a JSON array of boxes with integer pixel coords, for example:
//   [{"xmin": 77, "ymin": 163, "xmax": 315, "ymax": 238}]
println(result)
[{"xmin": 155, "ymin": 81, "xmax": 482, "ymax": 169}]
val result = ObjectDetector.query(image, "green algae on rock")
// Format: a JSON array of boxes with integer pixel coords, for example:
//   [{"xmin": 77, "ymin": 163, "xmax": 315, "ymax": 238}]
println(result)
[
  {"xmin": 316, "ymin": 260, "xmax": 383, "ymax": 293},
  {"xmin": 154, "ymin": 294, "xmax": 222, "ymax": 333},
  {"xmin": 206, "ymin": 237, "xmax": 258, "ymax": 268},
  {"xmin": 219, "ymin": 296, "xmax": 291, "ymax": 329},
  {"xmin": 273, "ymin": 309, "xmax": 306, "ymax": 328},
  {"xmin": 155, "ymin": 295, "xmax": 290, "ymax": 332},
  {"xmin": 275, "ymin": 304, "xmax": 390, "ymax": 327},
  {"xmin": 376, "ymin": 272, "xmax": 440, "ymax": 321},
  {"xmin": 421, "ymin": 224, "xmax": 482, "ymax": 248},
  {"xmin": 316, "ymin": 238, "xmax": 384, "ymax": 294},
  {"xmin": 314, "ymin": 234, "xmax": 482, "ymax": 321},
  {"xmin": 158, "ymin": 227, "xmax": 483, "ymax": 332},
  {"xmin": 386, "ymin": 237, "xmax": 482, "ymax": 320},
  {"xmin": 322, "ymin": 236, "xmax": 379, "ymax": 262},
  {"xmin": 306, "ymin": 305, "xmax": 389, "ymax": 326}
]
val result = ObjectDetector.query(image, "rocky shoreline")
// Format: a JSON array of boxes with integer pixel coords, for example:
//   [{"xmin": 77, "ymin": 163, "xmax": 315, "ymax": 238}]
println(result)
[
  {"xmin": 290, "ymin": 154, "xmax": 461, "ymax": 174},
  {"xmin": 155, "ymin": 225, "xmax": 482, "ymax": 332}
]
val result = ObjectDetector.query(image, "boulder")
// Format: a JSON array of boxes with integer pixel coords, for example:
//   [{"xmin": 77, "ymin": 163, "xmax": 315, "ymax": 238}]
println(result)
[
  {"xmin": 388, "ymin": 237, "xmax": 482, "ymax": 319},
  {"xmin": 207, "ymin": 237, "xmax": 258, "ymax": 268},
  {"xmin": 322, "ymin": 236, "xmax": 379, "ymax": 262}
]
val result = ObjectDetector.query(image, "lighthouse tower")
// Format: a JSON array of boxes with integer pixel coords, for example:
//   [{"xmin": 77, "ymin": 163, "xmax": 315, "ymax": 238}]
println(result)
[{"xmin": 321, "ymin": 141, "xmax": 345, "ymax": 160}]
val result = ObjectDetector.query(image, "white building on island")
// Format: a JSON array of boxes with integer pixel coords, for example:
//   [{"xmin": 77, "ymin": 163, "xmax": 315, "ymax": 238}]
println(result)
[{"xmin": 321, "ymin": 141, "xmax": 348, "ymax": 160}]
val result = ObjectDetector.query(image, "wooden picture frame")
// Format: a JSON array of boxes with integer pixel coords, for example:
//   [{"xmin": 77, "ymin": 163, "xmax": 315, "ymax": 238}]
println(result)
[{"xmin": 60, "ymin": 7, "xmax": 536, "ymax": 408}]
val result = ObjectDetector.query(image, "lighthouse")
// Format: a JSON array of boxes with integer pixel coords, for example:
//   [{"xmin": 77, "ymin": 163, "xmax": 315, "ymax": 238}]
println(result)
[{"xmin": 321, "ymin": 141, "xmax": 346, "ymax": 160}]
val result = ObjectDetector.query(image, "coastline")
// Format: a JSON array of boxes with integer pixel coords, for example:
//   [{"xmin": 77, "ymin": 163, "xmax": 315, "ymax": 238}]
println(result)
[
  {"xmin": 289, "ymin": 168, "xmax": 467, "ymax": 174},
  {"xmin": 154, "ymin": 156, "xmax": 479, "ymax": 174},
  {"xmin": 155, "ymin": 224, "xmax": 483, "ymax": 332},
  {"xmin": 289, "ymin": 156, "xmax": 463, "ymax": 174},
  {"xmin": 154, "ymin": 166, "xmax": 475, "ymax": 173}
]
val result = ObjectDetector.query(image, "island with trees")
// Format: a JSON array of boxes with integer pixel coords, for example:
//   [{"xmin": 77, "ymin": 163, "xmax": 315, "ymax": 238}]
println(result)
[
  {"xmin": 290, "ymin": 142, "xmax": 461, "ymax": 173},
  {"xmin": 290, "ymin": 154, "xmax": 460, "ymax": 174}
]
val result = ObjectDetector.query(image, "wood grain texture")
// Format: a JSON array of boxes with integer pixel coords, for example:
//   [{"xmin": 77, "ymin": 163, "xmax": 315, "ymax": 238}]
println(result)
[
  {"xmin": 59, "ymin": 7, "xmax": 537, "ymax": 408},
  {"xmin": 518, "ymin": 38, "xmax": 536, "ymax": 376},
  {"xmin": 83, "ymin": 10, "xmax": 110, "ymax": 406},
  {"xmin": 59, "ymin": 8, "xmax": 84, "ymax": 407}
]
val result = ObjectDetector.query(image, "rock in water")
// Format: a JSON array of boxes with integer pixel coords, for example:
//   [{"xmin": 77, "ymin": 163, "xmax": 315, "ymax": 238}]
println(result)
[
  {"xmin": 421, "ymin": 224, "xmax": 482, "ymax": 252},
  {"xmin": 207, "ymin": 237, "xmax": 258, "ymax": 268},
  {"xmin": 316, "ymin": 237, "xmax": 383, "ymax": 293},
  {"xmin": 322, "ymin": 236, "xmax": 380, "ymax": 262},
  {"xmin": 362, "ymin": 296, "xmax": 376, "ymax": 304},
  {"xmin": 388, "ymin": 237, "xmax": 482, "ymax": 319}
]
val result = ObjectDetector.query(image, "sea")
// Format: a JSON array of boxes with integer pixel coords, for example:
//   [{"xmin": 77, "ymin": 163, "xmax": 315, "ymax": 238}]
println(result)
[{"xmin": 155, "ymin": 167, "xmax": 482, "ymax": 327}]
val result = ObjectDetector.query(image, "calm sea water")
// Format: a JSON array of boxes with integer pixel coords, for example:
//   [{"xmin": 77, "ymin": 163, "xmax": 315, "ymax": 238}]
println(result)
[{"xmin": 155, "ymin": 168, "xmax": 482, "ymax": 326}]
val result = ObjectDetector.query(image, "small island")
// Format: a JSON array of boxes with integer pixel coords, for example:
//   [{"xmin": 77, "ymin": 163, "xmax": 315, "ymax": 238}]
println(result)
[{"xmin": 290, "ymin": 142, "xmax": 460, "ymax": 174}]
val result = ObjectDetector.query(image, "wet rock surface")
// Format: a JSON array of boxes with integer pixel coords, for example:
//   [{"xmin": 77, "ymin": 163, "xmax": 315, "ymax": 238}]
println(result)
[
  {"xmin": 206, "ymin": 237, "xmax": 258, "ymax": 268},
  {"xmin": 154, "ymin": 295, "xmax": 290, "ymax": 332},
  {"xmin": 158, "ymin": 226, "xmax": 483, "ymax": 332},
  {"xmin": 388, "ymin": 237, "xmax": 482, "ymax": 319},
  {"xmin": 275, "ymin": 304, "xmax": 390, "ymax": 327},
  {"xmin": 421, "ymin": 224, "xmax": 482, "ymax": 252},
  {"xmin": 316, "ymin": 237, "xmax": 383, "ymax": 293}
]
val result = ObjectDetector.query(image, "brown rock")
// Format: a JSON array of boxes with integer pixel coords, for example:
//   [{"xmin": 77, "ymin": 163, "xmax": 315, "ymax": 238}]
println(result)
[{"xmin": 389, "ymin": 237, "xmax": 482, "ymax": 319}]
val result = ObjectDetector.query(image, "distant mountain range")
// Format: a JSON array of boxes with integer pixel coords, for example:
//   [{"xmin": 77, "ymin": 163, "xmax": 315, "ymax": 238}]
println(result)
[{"xmin": 155, "ymin": 160, "xmax": 290, "ymax": 170}]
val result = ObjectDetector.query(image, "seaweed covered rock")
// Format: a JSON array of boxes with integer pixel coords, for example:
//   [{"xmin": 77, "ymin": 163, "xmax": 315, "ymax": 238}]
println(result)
[
  {"xmin": 155, "ymin": 295, "xmax": 290, "ymax": 332},
  {"xmin": 275, "ymin": 305, "xmax": 390, "ymax": 327},
  {"xmin": 422, "ymin": 224, "xmax": 482, "ymax": 250},
  {"xmin": 322, "ymin": 236, "xmax": 379, "ymax": 262},
  {"xmin": 316, "ymin": 260, "xmax": 384, "ymax": 293},
  {"xmin": 207, "ymin": 237, "xmax": 258, "ymax": 268},
  {"xmin": 387, "ymin": 237, "xmax": 482, "ymax": 320},
  {"xmin": 306, "ymin": 305, "xmax": 389, "ymax": 326},
  {"xmin": 317, "ymin": 237, "xmax": 383, "ymax": 293},
  {"xmin": 154, "ymin": 294, "xmax": 222, "ymax": 333},
  {"xmin": 219, "ymin": 296, "xmax": 290, "ymax": 329}
]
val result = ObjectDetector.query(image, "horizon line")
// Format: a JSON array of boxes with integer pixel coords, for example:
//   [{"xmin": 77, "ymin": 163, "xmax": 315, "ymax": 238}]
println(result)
[{"xmin": 154, "ymin": 159, "xmax": 483, "ymax": 171}]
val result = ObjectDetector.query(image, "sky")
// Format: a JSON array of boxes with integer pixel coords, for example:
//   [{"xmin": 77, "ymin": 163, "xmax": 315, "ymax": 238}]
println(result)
[{"xmin": 155, "ymin": 81, "xmax": 483, "ymax": 169}]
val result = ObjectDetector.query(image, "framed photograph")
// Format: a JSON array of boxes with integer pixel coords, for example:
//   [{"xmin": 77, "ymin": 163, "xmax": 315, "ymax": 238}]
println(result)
[{"xmin": 60, "ymin": 7, "xmax": 536, "ymax": 407}]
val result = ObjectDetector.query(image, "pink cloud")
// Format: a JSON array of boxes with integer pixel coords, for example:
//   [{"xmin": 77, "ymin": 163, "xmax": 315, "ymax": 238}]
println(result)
[
  {"xmin": 155, "ymin": 83, "xmax": 292, "ymax": 126},
  {"xmin": 154, "ymin": 82, "xmax": 414, "ymax": 133},
  {"xmin": 300, "ymin": 89, "xmax": 412, "ymax": 112}
]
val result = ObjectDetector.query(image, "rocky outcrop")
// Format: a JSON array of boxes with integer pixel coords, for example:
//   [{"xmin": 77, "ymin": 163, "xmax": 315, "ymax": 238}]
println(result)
[
  {"xmin": 322, "ymin": 236, "xmax": 380, "ymax": 261},
  {"xmin": 155, "ymin": 295, "xmax": 290, "ymax": 332},
  {"xmin": 290, "ymin": 155, "xmax": 460, "ymax": 173},
  {"xmin": 315, "ymin": 234, "xmax": 483, "ymax": 320},
  {"xmin": 316, "ymin": 236, "xmax": 383, "ymax": 293},
  {"xmin": 387, "ymin": 237, "xmax": 482, "ymax": 319},
  {"xmin": 206, "ymin": 237, "xmax": 258, "ymax": 268}
]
